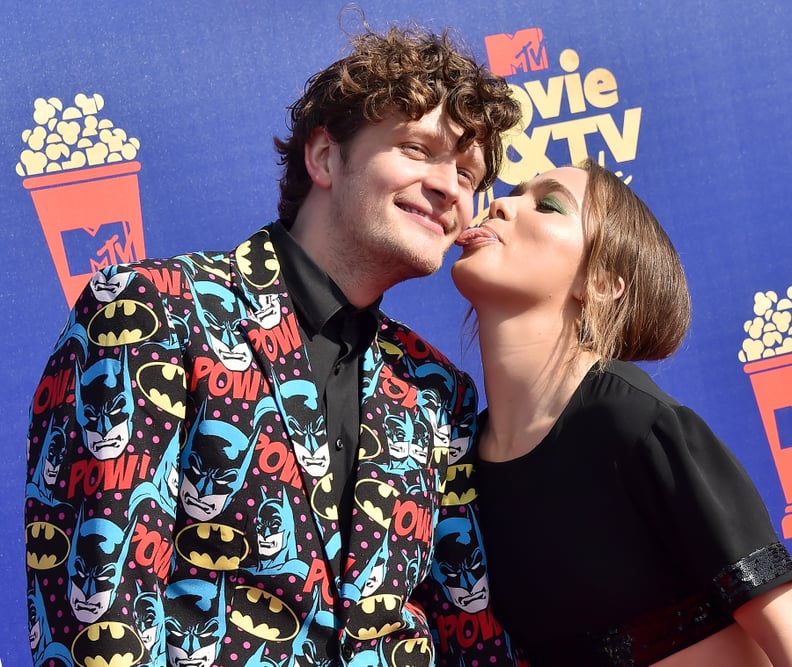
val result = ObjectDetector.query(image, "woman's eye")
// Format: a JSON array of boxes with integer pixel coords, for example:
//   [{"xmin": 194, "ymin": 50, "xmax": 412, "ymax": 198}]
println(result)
[{"xmin": 536, "ymin": 195, "xmax": 566, "ymax": 214}]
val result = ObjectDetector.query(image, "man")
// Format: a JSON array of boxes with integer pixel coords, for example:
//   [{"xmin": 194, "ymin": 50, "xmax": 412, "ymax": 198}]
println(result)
[{"xmin": 24, "ymin": 21, "xmax": 523, "ymax": 666}]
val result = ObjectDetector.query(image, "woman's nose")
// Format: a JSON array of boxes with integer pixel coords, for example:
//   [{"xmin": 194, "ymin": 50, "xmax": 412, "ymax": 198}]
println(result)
[{"xmin": 488, "ymin": 197, "xmax": 514, "ymax": 220}]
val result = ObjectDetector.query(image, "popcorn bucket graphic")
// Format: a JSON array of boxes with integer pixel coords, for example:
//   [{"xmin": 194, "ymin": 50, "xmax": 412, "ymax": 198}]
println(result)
[
  {"xmin": 23, "ymin": 160, "xmax": 145, "ymax": 307},
  {"xmin": 743, "ymin": 352, "xmax": 792, "ymax": 539}
]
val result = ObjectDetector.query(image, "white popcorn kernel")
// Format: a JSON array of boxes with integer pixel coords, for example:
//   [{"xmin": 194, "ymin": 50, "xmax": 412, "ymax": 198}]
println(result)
[
  {"xmin": 45, "ymin": 142, "xmax": 69, "ymax": 161},
  {"xmin": 763, "ymin": 330, "xmax": 783, "ymax": 348},
  {"xmin": 772, "ymin": 311, "xmax": 791, "ymax": 334},
  {"xmin": 19, "ymin": 149, "xmax": 47, "ymax": 175},
  {"xmin": 82, "ymin": 115, "xmax": 99, "ymax": 137},
  {"xmin": 32, "ymin": 97, "xmax": 57, "ymax": 125},
  {"xmin": 27, "ymin": 126, "xmax": 47, "ymax": 151},
  {"xmin": 753, "ymin": 291, "xmax": 776, "ymax": 316},
  {"xmin": 74, "ymin": 92, "xmax": 104, "ymax": 116},
  {"xmin": 61, "ymin": 106, "xmax": 83, "ymax": 120},
  {"xmin": 85, "ymin": 142, "xmax": 109, "ymax": 165},
  {"xmin": 748, "ymin": 317, "xmax": 765, "ymax": 339},
  {"xmin": 742, "ymin": 338, "xmax": 765, "ymax": 361},
  {"xmin": 62, "ymin": 150, "xmax": 87, "ymax": 170},
  {"xmin": 120, "ymin": 142, "xmax": 138, "ymax": 160}
]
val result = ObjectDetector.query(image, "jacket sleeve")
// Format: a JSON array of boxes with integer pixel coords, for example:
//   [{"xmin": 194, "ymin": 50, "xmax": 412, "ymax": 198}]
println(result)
[{"xmin": 25, "ymin": 265, "xmax": 185, "ymax": 665}]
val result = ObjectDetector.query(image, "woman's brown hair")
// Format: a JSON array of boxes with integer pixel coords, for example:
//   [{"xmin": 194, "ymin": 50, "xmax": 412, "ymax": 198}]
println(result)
[{"xmin": 579, "ymin": 157, "xmax": 691, "ymax": 363}]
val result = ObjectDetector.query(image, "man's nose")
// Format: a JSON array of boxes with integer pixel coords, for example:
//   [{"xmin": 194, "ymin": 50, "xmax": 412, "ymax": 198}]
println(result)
[{"xmin": 426, "ymin": 160, "xmax": 460, "ymax": 203}]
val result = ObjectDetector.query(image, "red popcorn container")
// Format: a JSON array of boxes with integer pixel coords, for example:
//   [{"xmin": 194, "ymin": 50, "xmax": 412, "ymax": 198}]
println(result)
[
  {"xmin": 744, "ymin": 352, "xmax": 792, "ymax": 539},
  {"xmin": 23, "ymin": 160, "xmax": 146, "ymax": 307}
]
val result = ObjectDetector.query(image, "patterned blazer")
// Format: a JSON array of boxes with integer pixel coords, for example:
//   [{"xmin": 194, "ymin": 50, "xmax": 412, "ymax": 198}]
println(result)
[{"xmin": 25, "ymin": 223, "xmax": 525, "ymax": 667}]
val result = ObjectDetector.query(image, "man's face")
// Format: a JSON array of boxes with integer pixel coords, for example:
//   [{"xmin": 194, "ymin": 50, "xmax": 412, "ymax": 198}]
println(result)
[{"xmin": 317, "ymin": 105, "xmax": 486, "ymax": 285}]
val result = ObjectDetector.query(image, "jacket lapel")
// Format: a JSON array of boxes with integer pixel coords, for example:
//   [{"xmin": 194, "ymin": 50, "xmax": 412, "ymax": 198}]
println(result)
[{"xmin": 228, "ymin": 225, "xmax": 344, "ymax": 581}]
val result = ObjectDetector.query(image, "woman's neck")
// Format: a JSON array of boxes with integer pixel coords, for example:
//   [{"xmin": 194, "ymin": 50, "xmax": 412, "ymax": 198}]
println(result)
[{"xmin": 476, "ymin": 307, "xmax": 598, "ymax": 462}]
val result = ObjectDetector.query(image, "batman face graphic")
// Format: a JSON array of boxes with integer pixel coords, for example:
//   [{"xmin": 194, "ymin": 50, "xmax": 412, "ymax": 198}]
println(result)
[
  {"xmin": 433, "ymin": 516, "xmax": 490, "ymax": 614},
  {"xmin": 180, "ymin": 406, "xmax": 256, "ymax": 521},
  {"xmin": 67, "ymin": 515, "xmax": 135, "ymax": 623},
  {"xmin": 42, "ymin": 421, "xmax": 67, "ymax": 485},
  {"xmin": 89, "ymin": 267, "xmax": 133, "ymax": 303},
  {"xmin": 28, "ymin": 577, "xmax": 72, "ymax": 667},
  {"xmin": 76, "ymin": 355, "xmax": 133, "ymax": 460},
  {"xmin": 277, "ymin": 379, "xmax": 329, "ymax": 477},
  {"xmin": 192, "ymin": 279, "xmax": 253, "ymax": 372},
  {"xmin": 164, "ymin": 578, "xmax": 226, "ymax": 667},
  {"xmin": 134, "ymin": 587, "xmax": 165, "ymax": 656},
  {"xmin": 27, "ymin": 417, "xmax": 69, "ymax": 505},
  {"xmin": 450, "ymin": 387, "xmax": 476, "ymax": 464},
  {"xmin": 384, "ymin": 408, "xmax": 431, "ymax": 472},
  {"xmin": 256, "ymin": 496, "xmax": 289, "ymax": 560},
  {"xmin": 252, "ymin": 293, "xmax": 281, "ymax": 329}
]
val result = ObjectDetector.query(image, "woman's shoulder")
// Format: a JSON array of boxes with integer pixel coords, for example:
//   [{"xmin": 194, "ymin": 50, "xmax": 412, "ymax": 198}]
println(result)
[
  {"xmin": 569, "ymin": 360, "xmax": 686, "ymax": 438},
  {"xmin": 585, "ymin": 360, "xmax": 679, "ymax": 408}
]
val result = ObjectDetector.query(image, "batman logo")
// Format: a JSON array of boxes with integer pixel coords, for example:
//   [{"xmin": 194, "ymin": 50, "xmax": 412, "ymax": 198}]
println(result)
[
  {"xmin": 136, "ymin": 362, "xmax": 187, "ymax": 418},
  {"xmin": 186, "ymin": 256, "xmax": 232, "ymax": 283},
  {"xmin": 229, "ymin": 585, "xmax": 299, "ymax": 641},
  {"xmin": 346, "ymin": 593, "xmax": 405, "ymax": 639},
  {"xmin": 377, "ymin": 339, "xmax": 404, "ymax": 361},
  {"xmin": 87, "ymin": 299, "xmax": 159, "ymax": 347},
  {"xmin": 26, "ymin": 521, "xmax": 70, "ymax": 570},
  {"xmin": 234, "ymin": 239, "xmax": 280, "ymax": 289},
  {"xmin": 391, "ymin": 638, "xmax": 433, "ymax": 667},
  {"xmin": 431, "ymin": 441, "xmax": 449, "ymax": 466},
  {"xmin": 311, "ymin": 472, "xmax": 338, "ymax": 521},
  {"xmin": 71, "ymin": 621, "xmax": 143, "ymax": 667},
  {"xmin": 354, "ymin": 478, "xmax": 401, "ymax": 529},
  {"xmin": 440, "ymin": 464, "xmax": 476, "ymax": 506},
  {"xmin": 175, "ymin": 522, "xmax": 250, "ymax": 570},
  {"xmin": 358, "ymin": 424, "xmax": 383, "ymax": 461}
]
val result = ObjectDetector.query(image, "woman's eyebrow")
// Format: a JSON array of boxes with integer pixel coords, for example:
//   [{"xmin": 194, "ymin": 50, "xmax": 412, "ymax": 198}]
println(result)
[{"xmin": 513, "ymin": 178, "xmax": 579, "ymax": 213}]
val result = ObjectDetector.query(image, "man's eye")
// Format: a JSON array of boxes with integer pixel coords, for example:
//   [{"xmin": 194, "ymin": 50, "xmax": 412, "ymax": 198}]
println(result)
[
  {"xmin": 458, "ymin": 169, "xmax": 476, "ymax": 188},
  {"xmin": 402, "ymin": 143, "xmax": 427, "ymax": 156}
]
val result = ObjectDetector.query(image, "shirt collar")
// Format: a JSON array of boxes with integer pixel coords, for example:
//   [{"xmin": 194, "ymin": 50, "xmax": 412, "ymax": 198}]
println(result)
[{"xmin": 269, "ymin": 221, "xmax": 381, "ymax": 343}]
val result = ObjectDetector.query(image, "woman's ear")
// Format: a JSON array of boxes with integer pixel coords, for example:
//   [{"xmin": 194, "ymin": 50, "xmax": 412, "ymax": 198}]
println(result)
[
  {"xmin": 304, "ymin": 127, "xmax": 334, "ymax": 189},
  {"xmin": 591, "ymin": 271, "xmax": 625, "ymax": 302}
]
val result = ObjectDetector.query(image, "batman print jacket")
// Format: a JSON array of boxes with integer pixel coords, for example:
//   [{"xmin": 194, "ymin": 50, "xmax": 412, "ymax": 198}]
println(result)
[{"xmin": 25, "ymin": 223, "xmax": 526, "ymax": 667}]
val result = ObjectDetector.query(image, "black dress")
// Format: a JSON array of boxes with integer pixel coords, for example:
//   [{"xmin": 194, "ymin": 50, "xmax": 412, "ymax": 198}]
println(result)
[{"xmin": 476, "ymin": 360, "xmax": 792, "ymax": 666}]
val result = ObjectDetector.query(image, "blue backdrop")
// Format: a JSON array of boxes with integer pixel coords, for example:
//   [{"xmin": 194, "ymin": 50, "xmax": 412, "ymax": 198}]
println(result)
[{"xmin": 3, "ymin": 1, "xmax": 792, "ymax": 664}]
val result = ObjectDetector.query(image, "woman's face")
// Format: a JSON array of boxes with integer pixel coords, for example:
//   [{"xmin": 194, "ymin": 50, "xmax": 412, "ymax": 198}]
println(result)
[{"xmin": 451, "ymin": 166, "xmax": 589, "ymax": 311}]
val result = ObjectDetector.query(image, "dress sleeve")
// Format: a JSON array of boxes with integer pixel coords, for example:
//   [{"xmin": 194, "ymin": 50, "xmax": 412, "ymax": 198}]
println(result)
[
  {"xmin": 623, "ymin": 402, "xmax": 792, "ymax": 611},
  {"xmin": 25, "ymin": 265, "xmax": 185, "ymax": 665}
]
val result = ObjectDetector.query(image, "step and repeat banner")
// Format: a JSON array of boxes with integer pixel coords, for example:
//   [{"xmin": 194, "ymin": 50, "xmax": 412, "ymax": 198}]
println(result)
[{"xmin": 2, "ymin": 1, "xmax": 791, "ymax": 664}]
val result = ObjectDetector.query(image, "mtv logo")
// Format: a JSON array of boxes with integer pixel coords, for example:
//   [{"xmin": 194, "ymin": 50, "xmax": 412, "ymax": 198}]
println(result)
[
  {"xmin": 61, "ymin": 220, "xmax": 140, "ymax": 276},
  {"xmin": 775, "ymin": 406, "xmax": 792, "ymax": 450},
  {"xmin": 484, "ymin": 28, "xmax": 548, "ymax": 77}
]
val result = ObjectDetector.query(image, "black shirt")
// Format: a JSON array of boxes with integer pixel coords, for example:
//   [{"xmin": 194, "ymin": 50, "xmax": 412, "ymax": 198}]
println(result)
[{"xmin": 269, "ymin": 222, "xmax": 380, "ymax": 573}]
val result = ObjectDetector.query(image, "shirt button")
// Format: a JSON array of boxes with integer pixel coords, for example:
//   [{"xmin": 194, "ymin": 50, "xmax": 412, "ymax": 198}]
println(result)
[
  {"xmin": 341, "ymin": 643, "xmax": 355, "ymax": 661},
  {"xmin": 335, "ymin": 437, "xmax": 344, "ymax": 451}
]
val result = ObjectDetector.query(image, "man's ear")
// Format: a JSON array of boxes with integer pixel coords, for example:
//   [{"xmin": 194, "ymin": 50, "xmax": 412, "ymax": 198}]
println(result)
[{"xmin": 304, "ymin": 127, "xmax": 334, "ymax": 189}]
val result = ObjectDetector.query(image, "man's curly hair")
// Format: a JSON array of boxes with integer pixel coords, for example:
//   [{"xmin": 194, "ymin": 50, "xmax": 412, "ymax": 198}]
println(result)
[{"xmin": 274, "ymin": 23, "xmax": 521, "ymax": 224}]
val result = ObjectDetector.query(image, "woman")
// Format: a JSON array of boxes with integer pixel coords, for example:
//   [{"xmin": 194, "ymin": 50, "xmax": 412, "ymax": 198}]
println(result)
[{"xmin": 451, "ymin": 158, "xmax": 792, "ymax": 666}]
